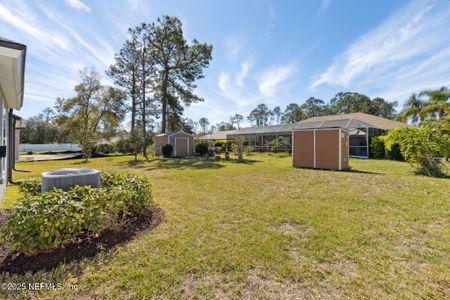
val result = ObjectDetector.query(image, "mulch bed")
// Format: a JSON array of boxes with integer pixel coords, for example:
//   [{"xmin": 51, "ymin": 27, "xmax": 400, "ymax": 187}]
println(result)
[{"xmin": 0, "ymin": 206, "xmax": 164, "ymax": 275}]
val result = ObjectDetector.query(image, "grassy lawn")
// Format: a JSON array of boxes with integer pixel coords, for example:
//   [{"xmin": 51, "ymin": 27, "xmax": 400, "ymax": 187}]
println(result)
[{"xmin": 1, "ymin": 154, "xmax": 449, "ymax": 299}]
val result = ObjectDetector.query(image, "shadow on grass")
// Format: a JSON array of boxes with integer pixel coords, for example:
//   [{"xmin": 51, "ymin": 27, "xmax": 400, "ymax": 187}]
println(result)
[
  {"xmin": 116, "ymin": 157, "xmax": 262, "ymax": 171},
  {"xmin": 294, "ymin": 167, "xmax": 384, "ymax": 175},
  {"xmin": 71, "ymin": 160, "xmax": 91, "ymax": 165},
  {"xmin": 0, "ymin": 206, "xmax": 164, "ymax": 275},
  {"xmin": 341, "ymin": 168, "xmax": 384, "ymax": 175}
]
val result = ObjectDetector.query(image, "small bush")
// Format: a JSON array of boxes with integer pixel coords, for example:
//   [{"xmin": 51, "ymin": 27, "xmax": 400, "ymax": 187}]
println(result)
[
  {"xmin": 271, "ymin": 138, "xmax": 288, "ymax": 153},
  {"xmin": 116, "ymin": 139, "xmax": 131, "ymax": 154},
  {"xmin": 1, "ymin": 172, "xmax": 151, "ymax": 254},
  {"xmin": 386, "ymin": 143, "xmax": 404, "ymax": 161},
  {"xmin": 19, "ymin": 178, "xmax": 42, "ymax": 196},
  {"xmin": 195, "ymin": 143, "xmax": 209, "ymax": 156},
  {"xmin": 386, "ymin": 127, "xmax": 447, "ymax": 177},
  {"xmin": 94, "ymin": 143, "xmax": 115, "ymax": 154},
  {"xmin": 370, "ymin": 136, "xmax": 386, "ymax": 159},
  {"xmin": 161, "ymin": 144, "xmax": 173, "ymax": 157}
]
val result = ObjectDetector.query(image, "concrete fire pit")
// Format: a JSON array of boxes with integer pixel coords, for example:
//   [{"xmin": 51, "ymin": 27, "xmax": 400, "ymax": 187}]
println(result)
[{"xmin": 41, "ymin": 168, "xmax": 101, "ymax": 192}]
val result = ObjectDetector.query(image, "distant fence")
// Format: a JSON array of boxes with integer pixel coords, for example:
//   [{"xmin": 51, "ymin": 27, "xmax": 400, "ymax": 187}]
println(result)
[{"xmin": 19, "ymin": 144, "xmax": 82, "ymax": 152}]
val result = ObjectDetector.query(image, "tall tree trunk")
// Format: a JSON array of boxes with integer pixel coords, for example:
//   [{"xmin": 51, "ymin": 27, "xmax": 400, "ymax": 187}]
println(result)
[
  {"xmin": 131, "ymin": 71, "xmax": 136, "ymax": 131},
  {"xmin": 141, "ymin": 43, "xmax": 147, "ymax": 159},
  {"xmin": 161, "ymin": 70, "xmax": 169, "ymax": 133}
]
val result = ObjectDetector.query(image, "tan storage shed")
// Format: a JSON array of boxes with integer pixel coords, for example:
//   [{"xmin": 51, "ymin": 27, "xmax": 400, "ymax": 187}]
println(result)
[
  {"xmin": 292, "ymin": 128, "xmax": 349, "ymax": 170},
  {"xmin": 155, "ymin": 131, "xmax": 194, "ymax": 157}
]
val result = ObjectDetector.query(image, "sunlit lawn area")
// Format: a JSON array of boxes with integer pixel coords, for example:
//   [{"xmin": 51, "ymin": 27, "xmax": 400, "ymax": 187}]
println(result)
[{"xmin": 1, "ymin": 154, "xmax": 449, "ymax": 299}]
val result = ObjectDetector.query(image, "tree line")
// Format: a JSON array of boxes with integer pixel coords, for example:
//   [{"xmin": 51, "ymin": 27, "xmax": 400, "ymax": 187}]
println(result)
[
  {"xmin": 196, "ymin": 88, "xmax": 449, "ymax": 134},
  {"xmin": 21, "ymin": 16, "xmax": 213, "ymax": 159},
  {"xmin": 20, "ymin": 14, "xmax": 449, "ymax": 157},
  {"xmin": 196, "ymin": 92, "xmax": 398, "ymax": 133}
]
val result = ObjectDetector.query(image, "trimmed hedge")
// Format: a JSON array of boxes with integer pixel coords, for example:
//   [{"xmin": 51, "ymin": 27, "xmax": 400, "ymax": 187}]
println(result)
[{"xmin": 1, "ymin": 172, "xmax": 151, "ymax": 254}]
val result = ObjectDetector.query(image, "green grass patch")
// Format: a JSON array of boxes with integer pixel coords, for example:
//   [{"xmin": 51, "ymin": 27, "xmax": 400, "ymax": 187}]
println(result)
[{"xmin": 0, "ymin": 154, "xmax": 449, "ymax": 298}]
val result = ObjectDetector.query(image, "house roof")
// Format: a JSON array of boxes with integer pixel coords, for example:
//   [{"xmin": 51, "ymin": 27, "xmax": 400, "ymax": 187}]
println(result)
[
  {"xmin": 156, "ymin": 131, "xmax": 192, "ymax": 137},
  {"xmin": 199, "ymin": 113, "xmax": 407, "ymax": 140},
  {"xmin": 296, "ymin": 112, "xmax": 408, "ymax": 130},
  {"xmin": 198, "ymin": 130, "xmax": 238, "ymax": 140},
  {"xmin": 0, "ymin": 37, "xmax": 26, "ymax": 110}
]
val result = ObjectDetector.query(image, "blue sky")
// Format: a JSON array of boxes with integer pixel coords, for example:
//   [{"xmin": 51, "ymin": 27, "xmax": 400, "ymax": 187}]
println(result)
[{"xmin": 1, "ymin": 0, "xmax": 450, "ymax": 127}]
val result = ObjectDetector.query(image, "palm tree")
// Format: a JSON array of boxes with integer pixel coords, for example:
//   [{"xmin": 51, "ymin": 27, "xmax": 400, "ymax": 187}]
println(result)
[
  {"xmin": 400, "ymin": 93, "xmax": 426, "ymax": 124},
  {"xmin": 419, "ymin": 87, "xmax": 450, "ymax": 119}
]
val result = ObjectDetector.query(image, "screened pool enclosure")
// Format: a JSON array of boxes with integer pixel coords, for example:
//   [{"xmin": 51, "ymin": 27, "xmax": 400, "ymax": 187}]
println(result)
[{"xmin": 199, "ymin": 112, "xmax": 407, "ymax": 158}]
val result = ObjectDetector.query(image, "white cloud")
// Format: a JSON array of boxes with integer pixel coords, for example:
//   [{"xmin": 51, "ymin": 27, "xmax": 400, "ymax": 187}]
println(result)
[
  {"xmin": 66, "ymin": 0, "xmax": 91, "ymax": 12},
  {"xmin": 236, "ymin": 61, "xmax": 251, "ymax": 87},
  {"xmin": 0, "ymin": 4, "xmax": 70, "ymax": 50},
  {"xmin": 40, "ymin": 6, "xmax": 115, "ymax": 67},
  {"xmin": 215, "ymin": 61, "xmax": 297, "ymax": 114},
  {"xmin": 310, "ymin": 0, "xmax": 450, "ymax": 104},
  {"xmin": 223, "ymin": 34, "xmax": 247, "ymax": 59},
  {"xmin": 258, "ymin": 64, "xmax": 296, "ymax": 97},
  {"xmin": 217, "ymin": 71, "xmax": 257, "ymax": 107}
]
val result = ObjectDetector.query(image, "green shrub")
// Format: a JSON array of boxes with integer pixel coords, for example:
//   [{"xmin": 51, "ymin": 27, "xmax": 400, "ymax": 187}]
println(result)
[
  {"xmin": 369, "ymin": 136, "xmax": 386, "ymax": 159},
  {"xmin": 19, "ymin": 178, "xmax": 42, "ymax": 196},
  {"xmin": 116, "ymin": 139, "xmax": 131, "ymax": 154},
  {"xmin": 420, "ymin": 116, "xmax": 450, "ymax": 161},
  {"xmin": 386, "ymin": 127, "xmax": 447, "ymax": 177},
  {"xmin": 101, "ymin": 172, "xmax": 151, "ymax": 216},
  {"xmin": 195, "ymin": 143, "xmax": 209, "ymax": 156},
  {"xmin": 94, "ymin": 143, "xmax": 115, "ymax": 154},
  {"xmin": 271, "ymin": 138, "xmax": 288, "ymax": 153},
  {"xmin": 386, "ymin": 143, "xmax": 404, "ymax": 161},
  {"xmin": 1, "ymin": 172, "xmax": 151, "ymax": 254},
  {"xmin": 161, "ymin": 144, "xmax": 173, "ymax": 157}
]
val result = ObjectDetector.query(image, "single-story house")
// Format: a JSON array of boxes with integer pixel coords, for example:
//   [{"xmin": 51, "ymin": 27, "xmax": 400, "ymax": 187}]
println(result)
[
  {"xmin": 154, "ymin": 131, "xmax": 194, "ymax": 157},
  {"xmin": 208, "ymin": 112, "xmax": 407, "ymax": 158},
  {"xmin": 0, "ymin": 37, "xmax": 26, "ymax": 191}
]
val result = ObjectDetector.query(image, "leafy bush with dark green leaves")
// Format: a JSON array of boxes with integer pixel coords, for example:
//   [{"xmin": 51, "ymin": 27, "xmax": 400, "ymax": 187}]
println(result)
[
  {"xmin": 386, "ymin": 127, "xmax": 447, "ymax": 177},
  {"xmin": 370, "ymin": 136, "xmax": 386, "ymax": 159},
  {"xmin": 116, "ymin": 139, "xmax": 131, "ymax": 154},
  {"xmin": 94, "ymin": 143, "xmax": 115, "ymax": 154},
  {"xmin": 161, "ymin": 143, "xmax": 173, "ymax": 157},
  {"xmin": 195, "ymin": 142, "xmax": 209, "ymax": 156},
  {"xmin": 369, "ymin": 136, "xmax": 404, "ymax": 160},
  {"xmin": 1, "ymin": 172, "xmax": 151, "ymax": 254},
  {"xmin": 386, "ymin": 143, "xmax": 404, "ymax": 161},
  {"xmin": 19, "ymin": 178, "xmax": 42, "ymax": 196}
]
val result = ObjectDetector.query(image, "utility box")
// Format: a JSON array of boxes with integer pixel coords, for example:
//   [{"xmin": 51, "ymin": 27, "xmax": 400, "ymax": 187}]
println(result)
[{"xmin": 292, "ymin": 128, "xmax": 349, "ymax": 170}]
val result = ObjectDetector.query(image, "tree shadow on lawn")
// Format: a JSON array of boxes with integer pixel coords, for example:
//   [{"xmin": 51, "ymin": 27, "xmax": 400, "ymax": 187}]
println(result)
[
  {"xmin": 116, "ymin": 157, "xmax": 261, "ymax": 171},
  {"xmin": 0, "ymin": 206, "xmax": 164, "ymax": 275}
]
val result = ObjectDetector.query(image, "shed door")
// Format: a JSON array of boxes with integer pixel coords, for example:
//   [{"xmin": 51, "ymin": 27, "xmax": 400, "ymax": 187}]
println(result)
[
  {"xmin": 175, "ymin": 138, "xmax": 189, "ymax": 156},
  {"xmin": 315, "ymin": 130, "xmax": 339, "ymax": 169},
  {"xmin": 293, "ymin": 131, "xmax": 314, "ymax": 168}
]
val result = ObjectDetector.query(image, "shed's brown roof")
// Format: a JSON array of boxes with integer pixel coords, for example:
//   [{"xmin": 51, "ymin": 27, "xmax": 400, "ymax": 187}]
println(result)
[
  {"xmin": 300, "ymin": 112, "xmax": 408, "ymax": 130},
  {"xmin": 156, "ymin": 131, "xmax": 193, "ymax": 137}
]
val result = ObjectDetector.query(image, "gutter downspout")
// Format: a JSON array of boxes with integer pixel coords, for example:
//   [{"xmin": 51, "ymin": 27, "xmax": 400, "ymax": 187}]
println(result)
[
  {"xmin": 7, "ymin": 109, "xmax": 19, "ymax": 184},
  {"xmin": 7, "ymin": 109, "xmax": 13, "ymax": 183}
]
